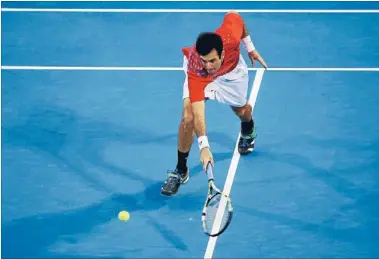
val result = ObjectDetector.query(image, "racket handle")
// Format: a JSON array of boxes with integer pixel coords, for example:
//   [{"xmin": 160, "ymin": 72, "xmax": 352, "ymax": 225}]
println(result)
[{"xmin": 206, "ymin": 162, "xmax": 214, "ymax": 181}]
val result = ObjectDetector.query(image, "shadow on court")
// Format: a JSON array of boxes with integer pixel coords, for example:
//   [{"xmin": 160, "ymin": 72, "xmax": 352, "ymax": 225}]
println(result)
[
  {"xmin": 1, "ymin": 104, "xmax": 235, "ymax": 257},
  {"xmin": 2, "ymin": 186, "xmax": 208, "ymax": 257},
  {"xmin": 3, "ymin": 103, "xmax": 235, "ymax": 186}
]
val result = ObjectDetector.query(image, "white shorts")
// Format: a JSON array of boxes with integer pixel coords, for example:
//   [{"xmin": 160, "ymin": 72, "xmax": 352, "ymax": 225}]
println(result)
[{"xmin": 182, "ymin": 54, "xmax": 249, "ymax": 107}]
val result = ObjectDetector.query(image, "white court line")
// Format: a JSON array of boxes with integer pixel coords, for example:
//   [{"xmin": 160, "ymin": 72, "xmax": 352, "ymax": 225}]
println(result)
[
  {"xmin": 0, "ymin": 66, "xmax": 183, "ymax": 71},
  {"xmin": 1, "ymin": 8, "xmax": 379, "ymax": 13},
  {"xmin": 265, "ymin": 68, "xmax": 379, "ymax": 71},
  {"xmin": 1, "ymin": 66, "xmax": 379, "ymax": 72},
  {"xmin": 3, "ymin": 0, "xmax": 374, "ymax": 1},
  {"xmin": 204, "ymin": 68, "xmax": 265, "ymax": 259}
]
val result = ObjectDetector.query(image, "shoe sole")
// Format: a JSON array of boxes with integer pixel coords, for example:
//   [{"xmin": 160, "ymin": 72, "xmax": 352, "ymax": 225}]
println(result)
[
  {"xmin": 238, "ymin": 147, "xmax": 254, "ymax": 155},
  {"xmin": 181, "ymin": 172, "xmax": 190, "ymax": 184},
  {"xmin": 161, "ymin": 190, "xmax": 175, "ymax": 196}
]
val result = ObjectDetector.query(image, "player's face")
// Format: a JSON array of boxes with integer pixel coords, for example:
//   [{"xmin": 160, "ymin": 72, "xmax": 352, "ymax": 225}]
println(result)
[{"xmin": 200, "ymin": 49, "xmax": 223, "ymax": 75}]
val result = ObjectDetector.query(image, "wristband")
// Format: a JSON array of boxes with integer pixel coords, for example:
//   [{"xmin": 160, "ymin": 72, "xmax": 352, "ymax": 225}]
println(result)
[
  {"xmin": 198, "ymin": 136, "xmax": 210, "ymax": 151},
  {"xmin": 242, "ymin": 35, "xmax": 255, "ymax": 52}
]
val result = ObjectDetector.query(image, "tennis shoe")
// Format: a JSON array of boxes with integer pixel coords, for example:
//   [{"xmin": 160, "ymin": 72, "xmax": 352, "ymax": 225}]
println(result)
[
  {"xmin": 161, "ymin": 168, "xmax": 189, "ymax": 196},
  {"xmin": 238, "ymin": 129, "xmax": 257, "ymax": 155}
]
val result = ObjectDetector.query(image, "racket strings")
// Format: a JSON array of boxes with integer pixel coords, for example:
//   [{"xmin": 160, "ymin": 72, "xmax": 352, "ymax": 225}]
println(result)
[{"xmin": 205, "ymin": 194, "xmax": 230, "ymax": 234}]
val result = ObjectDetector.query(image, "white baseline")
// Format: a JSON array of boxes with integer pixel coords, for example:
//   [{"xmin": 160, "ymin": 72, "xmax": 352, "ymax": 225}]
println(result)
[
  {"xmin": 1, "ymin": 8, "xmax": 379, "ymax": 13},
  {"xmin": 1, "ymin": 66, "xmax": 379, "ymax": 72}
]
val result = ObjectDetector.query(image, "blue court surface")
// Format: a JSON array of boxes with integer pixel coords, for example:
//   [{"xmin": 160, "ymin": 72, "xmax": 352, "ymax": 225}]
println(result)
[{"xmin": 1, "ymin": 1, "xmax": 379, "ymax": 258}]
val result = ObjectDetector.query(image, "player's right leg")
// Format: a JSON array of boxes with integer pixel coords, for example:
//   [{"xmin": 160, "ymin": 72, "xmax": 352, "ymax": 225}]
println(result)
[
  {"xmin": 161, "ymin": 98, "xmax": 194, "ymax": 196},
  {"xmin": 161, "ymin": 56, "xmax": 216, "ymax": 196}
]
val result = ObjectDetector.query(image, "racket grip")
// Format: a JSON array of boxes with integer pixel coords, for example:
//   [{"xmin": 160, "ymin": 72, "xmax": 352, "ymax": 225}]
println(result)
[{"xmin": 206, "ymin": 162, "xmax": 214, "ymax": 181}]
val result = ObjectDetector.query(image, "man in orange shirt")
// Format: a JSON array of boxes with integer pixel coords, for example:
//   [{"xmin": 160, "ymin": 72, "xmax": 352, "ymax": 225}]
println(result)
[{"xmin": 161, "ymin": 11, "xmax": 267, "ymax": 196}]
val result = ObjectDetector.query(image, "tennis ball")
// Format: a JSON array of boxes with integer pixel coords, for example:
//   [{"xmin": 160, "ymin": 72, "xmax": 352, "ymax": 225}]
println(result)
[{"xmin": 118, "ymin": 210, "xmax": 130, "ymax": 222}]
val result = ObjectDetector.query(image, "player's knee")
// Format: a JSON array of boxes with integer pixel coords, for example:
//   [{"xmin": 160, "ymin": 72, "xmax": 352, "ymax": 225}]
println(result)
[
  {"xmin": 232, "ymin": 104, "xmax": 251, "ymax": 119},
  {"xmin": 181, "ymin": 112, "xmax": 194, "ymax": 128},
  {"xmin": 232, "ymin": 105, "xmax": 246, "ymax": 118},
  {"xmin": 182, "ymin": 100, "xmax": 194, "ymax": 128},
  {"xmin": 245, "ymin": 104, "xmax": 252, "ymax": 115},
  {"xmin": 233, "ymin": 107, "xmax": 245, "ymax": 118}
]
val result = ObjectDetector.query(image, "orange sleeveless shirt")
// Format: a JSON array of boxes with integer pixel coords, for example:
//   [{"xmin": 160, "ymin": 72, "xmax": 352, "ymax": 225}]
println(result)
[{"xmin": 182, "ymin": 12, "xmax": 244, "ymax": 102}]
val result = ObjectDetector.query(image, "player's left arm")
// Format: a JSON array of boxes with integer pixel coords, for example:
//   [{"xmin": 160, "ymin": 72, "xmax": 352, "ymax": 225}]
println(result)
[{"xmin": 236, "ymin": 12, "xmax": 268, "ymax": 69}]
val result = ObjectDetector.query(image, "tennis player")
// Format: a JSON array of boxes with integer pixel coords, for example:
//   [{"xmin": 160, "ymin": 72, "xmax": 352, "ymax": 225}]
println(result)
[{"xmin": 161, "ymin": 12, "xmax": 267, "ymax": 196}]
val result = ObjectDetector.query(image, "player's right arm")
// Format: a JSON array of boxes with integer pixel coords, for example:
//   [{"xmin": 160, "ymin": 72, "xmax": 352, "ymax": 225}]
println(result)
[
  {"xmin": 187, "ymin": 73, "xmax": 214, "ymax": 171},
  {"xmin": 191, "ymin": 100, "xmax": 214, "ymax": 171}
]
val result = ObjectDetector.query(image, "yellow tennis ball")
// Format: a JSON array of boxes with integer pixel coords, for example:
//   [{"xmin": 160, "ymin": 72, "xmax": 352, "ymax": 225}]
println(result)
[{"xmin": 118, "ymin": 210, "xmax": 130, "ymax": 222}]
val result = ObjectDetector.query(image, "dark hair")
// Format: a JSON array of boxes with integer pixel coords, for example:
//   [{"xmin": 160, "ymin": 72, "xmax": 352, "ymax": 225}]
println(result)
[{"xmin": 195, "ymin": 32, "xmax": 223, "ymax": 57}]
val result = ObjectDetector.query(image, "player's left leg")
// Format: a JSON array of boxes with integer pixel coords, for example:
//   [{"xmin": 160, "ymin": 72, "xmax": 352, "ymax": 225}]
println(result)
[
  {"xmin": 231, "ymin": 104, "xmax": 257, "ymax": 155},
  {"xmin": 213, "ymin": 54, "xmax": 256, "ymax": 154}
]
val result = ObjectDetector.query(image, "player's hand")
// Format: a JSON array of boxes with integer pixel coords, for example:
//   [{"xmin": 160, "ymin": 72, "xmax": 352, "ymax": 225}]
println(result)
[
  {"xmin": 248, "ymin": 50, "xmax": 268, "ymax": 69},
  {"xmin": 200, "ymin": 147, "xmax": 214, "ymax": 171}
]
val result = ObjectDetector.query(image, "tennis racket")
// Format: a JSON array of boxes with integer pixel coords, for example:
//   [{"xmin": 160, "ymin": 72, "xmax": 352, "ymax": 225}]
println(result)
[{"xmin": 201, "ymin": 162, "xmax": 233, "ymax": 237}]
